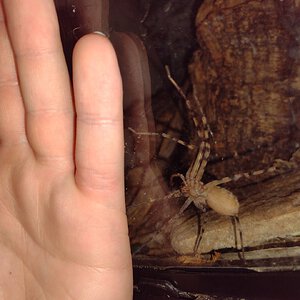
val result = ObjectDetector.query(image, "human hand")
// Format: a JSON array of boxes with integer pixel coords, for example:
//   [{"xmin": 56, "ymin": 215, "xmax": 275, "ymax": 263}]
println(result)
[{"xmin": 0, "ymin": 1, "xmax": 132, "ymax": 299}]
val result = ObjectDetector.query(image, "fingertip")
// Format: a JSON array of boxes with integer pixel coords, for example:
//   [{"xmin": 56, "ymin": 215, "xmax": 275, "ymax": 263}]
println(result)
[
  {"xmin": 72, "ymin": 32, "xmax": 122, "ymax": 96},
  {"xmin": 73, "ymin": 32, "xmax": 116, "ymax": 63}
]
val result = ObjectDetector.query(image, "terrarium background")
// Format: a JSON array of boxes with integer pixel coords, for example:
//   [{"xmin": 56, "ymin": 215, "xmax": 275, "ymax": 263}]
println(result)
[{"xmin": 116, "ymin": 0, "xmax": 300, "ymax": 265}]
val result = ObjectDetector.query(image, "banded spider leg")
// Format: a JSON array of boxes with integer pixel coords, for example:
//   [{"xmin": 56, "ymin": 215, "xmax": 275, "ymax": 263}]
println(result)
[{"xmin": 129, "ymin": 66, "xmax": 279, "ymax": 260}]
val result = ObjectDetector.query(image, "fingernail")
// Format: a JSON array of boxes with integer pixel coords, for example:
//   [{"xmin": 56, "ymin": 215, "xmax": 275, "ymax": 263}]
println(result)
[{"xmin": 93, "ymin": 31, "xmax": 108, "ymax": 37}]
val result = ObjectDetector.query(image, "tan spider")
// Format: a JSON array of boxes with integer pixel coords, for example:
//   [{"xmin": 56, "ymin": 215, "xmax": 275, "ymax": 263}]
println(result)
[{"xmin": 129, "ymin": 66, "xmax": 277, "ymax": 259}]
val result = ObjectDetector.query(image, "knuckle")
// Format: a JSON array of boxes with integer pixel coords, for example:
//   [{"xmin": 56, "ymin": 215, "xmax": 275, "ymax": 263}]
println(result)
[
  {"xmin": 77, "ymin": 112, "xmax": 119, "ymax": 127},
  {"xmin": 76, "ymin": 165, "xmax": 120, "ymax": 191}
]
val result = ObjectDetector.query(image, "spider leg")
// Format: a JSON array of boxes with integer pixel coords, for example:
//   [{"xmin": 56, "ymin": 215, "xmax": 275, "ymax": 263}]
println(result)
[
  {"xmin": 127, "ymin": 188, "xmax": 183, "ymax": 209},
  {"xmin": 165, "ymin": 65, "xmax": 210, "ymax": 142},
  {"xmin": 192, "ymin": 93, "xmax": 211, "ymax": 182},
  {"xmin": 195, "ymin": 141, "xmax": 211, "ymax": 181},
  {"xmin": 179, "ymin": 197, "xmax": 193, "ymax": 215},
  {"xmin": 231, "ymin": 216, "xmax": 245, "ymax": 261},
  {"xmin": 206, "ymin": 164, "xmax": 278, "ymax": 188},
  {"xmin": 165, "ymin": 65, "xmax": 211, "ymax": 182},
  {"xmin": 165, "ymin": 65, "xmax": 187, "ymax": 100},
  {"xmin": 205, "ymin": 176, "xmax": 233, "ymax": 188},
  {"xmin": 131, "ymin": 189, "xmax": 184, "ymax": 256},
  {"xmin": 170, "ymin": 173, "xmax": 187, "ymax": 187},
  {"xmin": 186, "ymin": 141, "xmax": 205, "ymax": 180},
  {"xmin": 128, "ymin": 127, "xmax": 195, "ymax": 150},
  {"xmin": 193, "ymin": 211, "xmax": 206, "ymax": 255}
]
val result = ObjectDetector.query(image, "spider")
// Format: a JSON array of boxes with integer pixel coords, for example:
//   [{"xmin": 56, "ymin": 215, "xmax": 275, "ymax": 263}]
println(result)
[{"xmin": 129, "ymin": 66, "xmax": 278, "ymax": 260}]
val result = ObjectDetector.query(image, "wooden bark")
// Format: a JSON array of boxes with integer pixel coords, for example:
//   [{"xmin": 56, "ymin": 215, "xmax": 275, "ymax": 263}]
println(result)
[
  {"xmin": 130, "ymin": 162, "xmax": 300, "ymax": 270},
  {"xmin": 171, "ymin": 166, "xmax": 300, "ymax": 256},
  {"xmin": 190, "ymin": 0, "xmax": 300, "ymax": 178}
]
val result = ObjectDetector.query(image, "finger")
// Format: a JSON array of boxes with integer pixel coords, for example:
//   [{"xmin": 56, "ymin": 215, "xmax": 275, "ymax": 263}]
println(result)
[
  {"xmin": 73, "ymin": 34, "xmax": 124, "ymax": 202},
  {"xmin": 2, "ymin": 0, "xmax": 74, "ymax": 164},
  {"xmin": 0, "ymin": 2, "xmax": 26, "ymax": 146}
]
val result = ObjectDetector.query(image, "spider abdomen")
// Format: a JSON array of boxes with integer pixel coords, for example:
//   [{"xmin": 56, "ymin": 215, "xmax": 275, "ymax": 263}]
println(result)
[{"xmin": 205, "ymin": 185, "xmax": 239, "ymax": 216}]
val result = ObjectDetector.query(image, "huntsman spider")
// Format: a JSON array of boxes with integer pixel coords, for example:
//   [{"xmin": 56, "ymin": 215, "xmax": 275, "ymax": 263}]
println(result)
[{"xmin": 129, "ymin": 66, "xmax": 278, "ymax": 260}]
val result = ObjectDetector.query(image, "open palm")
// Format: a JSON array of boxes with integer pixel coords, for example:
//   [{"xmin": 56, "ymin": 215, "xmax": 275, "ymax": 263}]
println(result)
[{"xmin": 0, "ymin": 1, "xmax": 132, "ymax": 299}]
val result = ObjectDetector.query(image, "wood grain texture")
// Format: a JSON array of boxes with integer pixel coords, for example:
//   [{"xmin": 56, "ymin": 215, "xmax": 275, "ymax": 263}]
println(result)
[
  {"xmin": 190, "ymin": 0, "xmax": 300, "ymax": 177},
  {"xmin": 171, "ymin": 166, "xmax": 300, "ymax": 255}
]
